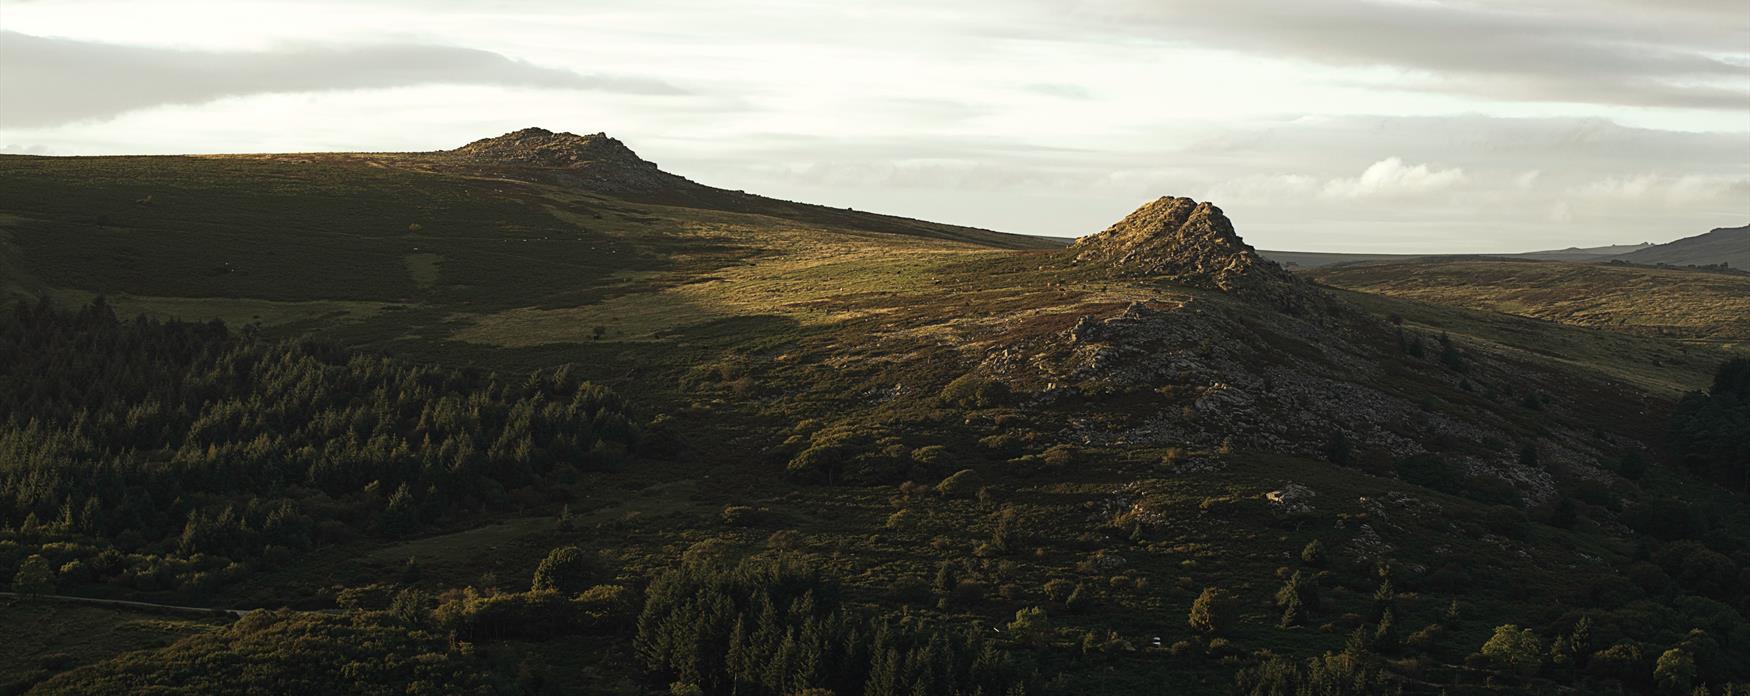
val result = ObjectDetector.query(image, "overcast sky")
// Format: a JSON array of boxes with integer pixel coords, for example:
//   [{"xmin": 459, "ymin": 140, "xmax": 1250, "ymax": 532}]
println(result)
[{"xmin": 1, "ymin": 0, "xmax": 1746, "ymax": 251}]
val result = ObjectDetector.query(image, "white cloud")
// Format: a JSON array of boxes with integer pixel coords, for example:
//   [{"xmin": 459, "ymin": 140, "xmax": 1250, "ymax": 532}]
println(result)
[
  {"xmin": 1320, "ymin": 158, "xmax": 1468, "ymax": 199},
  {"xmin": 1666, "ymin": 175, "xmax": 1750, "ymax": 206},
  {"xmin": 1202, "ymin": 174, "xmax": 1321, "ymax": 204},
  {"xmin": 1571, "ymin": 173, "xmax": 1750, "ymax": 207},
  {"xmin": 1578, "ymin": 174, "xmax": 1662, "ymax": 199},
  {"xmin": 1548, "ymin": 200, "xmax": 1574, "ymax": 223}
]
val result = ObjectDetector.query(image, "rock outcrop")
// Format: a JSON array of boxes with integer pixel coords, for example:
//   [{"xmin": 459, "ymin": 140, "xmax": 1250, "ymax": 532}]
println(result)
[
  {"xmin": 445, "ymin": 127, "xmax": 687, "ymax": 196},
  {"xmin": 451, "ymin": 128, "xmax": 658, "ymax": 170},
  {"xmin": 1071, "ymin": 196, "xmax": 1314, "ymax": 310}
]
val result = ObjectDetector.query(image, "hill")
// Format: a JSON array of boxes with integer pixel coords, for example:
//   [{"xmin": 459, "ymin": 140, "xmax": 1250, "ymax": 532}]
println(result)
[
  {"xmin": 1308, "ymin": 257, "xmax": 1750, "ymax": 346},
  {"xmin": 1616, "ymin": 225, "xmax": 1750, "ymax": 269},
  {"xmin": 1261, "ymin": 243, "xmax": 1655, "ymax": 270},
  {"xmin": 2, "ymin": 133, "xmax": 1748, "ymax": 695},
  {"xmin": 431, "ymin": 127, "xmax": 1056, "ymax": 249}
]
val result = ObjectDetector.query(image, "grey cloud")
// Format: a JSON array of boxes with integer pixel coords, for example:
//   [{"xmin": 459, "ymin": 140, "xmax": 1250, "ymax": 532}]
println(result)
[
  {"xmin": 0, "ymin": 31, "xmax": 685, "ymax": 127},
  {"xmin": 994, "ymin": 0, "xmax": 1749, "ymax": 111}
]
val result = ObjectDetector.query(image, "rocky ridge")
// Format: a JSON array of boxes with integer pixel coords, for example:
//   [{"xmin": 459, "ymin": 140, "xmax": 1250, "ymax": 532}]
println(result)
[
  {"xmin": 445, "ymin": 127, "xmax": 689, "ymax": 196},
  {"xmin": 451, "ymin": 127, "xmax": 658, "ymax": 169}
]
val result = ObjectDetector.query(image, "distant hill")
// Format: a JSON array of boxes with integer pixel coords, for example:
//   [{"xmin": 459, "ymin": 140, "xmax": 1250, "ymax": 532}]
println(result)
[
  {"xmin": 1615, "ymin": 224, "xmax": 1749, "ymax": 269},
  {"xmin": 1511, "ymin": 243, "xmax": 1654, "ymax": 261},
  {"xmin": 435, "ymin": 127, "xmax": 1058, "ymax": 250},
  {"xmin": 1261, "ymin": 242, "xmax": 1653, "ymax": 269},
  {"xmin": 1267, "ymin": 225, "xmax": 1747, "ymax": 271},
  {"xmin": 1308, "ymin": 257, "xmax": 1750, "ymax": 344}
]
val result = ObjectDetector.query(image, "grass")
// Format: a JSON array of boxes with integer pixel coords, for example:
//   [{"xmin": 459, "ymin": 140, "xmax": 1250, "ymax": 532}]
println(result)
[
  {"xmin": 1308, "ymin": 258, "xmax": 1750, "ymax": 346},
  {"xmin": 0, "ymin": 599, "xmax": 226, "ymax": 692},
  {"xmin": 1327, "ymin": 288, "xmax": 1732, "ymax": 396},
  {"xmin": 403, "ymin": 252, "xmax": 443, "ymax": 289}
]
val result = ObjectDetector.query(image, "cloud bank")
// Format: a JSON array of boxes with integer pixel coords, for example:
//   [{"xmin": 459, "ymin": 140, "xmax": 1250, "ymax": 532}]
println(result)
[{"xmin": 0, "ymin": 31, "xmax": 683, "ymax": 127}]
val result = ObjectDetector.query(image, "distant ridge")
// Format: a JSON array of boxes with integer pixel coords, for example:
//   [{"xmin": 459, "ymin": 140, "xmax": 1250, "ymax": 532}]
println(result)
[
  {"xmin": 1616, "ymin": 224, "xmax": 1749, "ymax": 269},
  {"xmin": 436, "ymin": 127, "xmax": 1057, "ymax": 250}
]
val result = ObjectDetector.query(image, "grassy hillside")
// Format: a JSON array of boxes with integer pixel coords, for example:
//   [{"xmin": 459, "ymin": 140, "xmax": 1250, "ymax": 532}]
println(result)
[
  {"xmin": 1617, "ymin": 225, "xmax": 1750, "ymax": 269},
  {"xmin": 2, "ymin": 146, "xmax": 1747, "ymax": 695},
  {"xmin": 1307, "ymin": 258, "xmax": 1750, "ymax": 348}
]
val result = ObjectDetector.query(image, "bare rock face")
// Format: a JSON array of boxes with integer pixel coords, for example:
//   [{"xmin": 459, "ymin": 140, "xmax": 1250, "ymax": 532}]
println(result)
[{"xmin": 1072, "ymin": 196, "xmax": 1312, "ymax": 310}]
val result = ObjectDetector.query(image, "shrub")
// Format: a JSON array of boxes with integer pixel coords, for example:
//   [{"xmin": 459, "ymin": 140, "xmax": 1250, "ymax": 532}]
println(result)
[
  {"xmin": 574, "ymin": 580, "xmax": 637, "ymax": 629},
  {"xmin": 939, "ymin": 373, "xmax": 1011, "ymax": 408},
  {"xmin": 1653, "ymin": 647, "xmax": 1695, "ymax": 695},
  {"xmin": 12, "ymin": 554, "xmax": 53, "ymax": 596},
  {"xmin": 1189, "ymin": 587, "xmax": 1237, "ymax": 635},
  {"xmin": 669, "ymin": 682, "xmax": 704, "ymax": 696},
  {"xmin": 720, "ymin": 505, "xmax": 760, "ymax": 527},
  {"xmin": 933, "ymin": 563, "xmax": 957, "ymax": 595},
  {"xmin": 1406, "ymin": 623, "xmax": 1443, "ymax": 649},
  {"xmin": 1280, "ymin": 593, "xmax": 1306, "ymax": 628},
  {"xmin": 1653, "ymin": 540, "xmax": 1739, "ymax": 598},
  {"xmin": 936, "ymin": 469, "xmax": 983, "ymax": 498},
  {"xmin": 1065, "ymin": 583, "xmax": 1093, "ymax": 613},
  {"xmin": 910, "ymin": 445, "xmax": 949, "ymax": 467},
  {"xmin": 531, "ymin": 546, "xmax": 590, "ymax": 595},
  {"xmin": 1276, "ymin": 570, "xmax": 1321, "ymax": 615},
  {"xmin": 1007, "ymin": 606, "xmax": 1049, "ymax": 645},
  {"xmin": 1040, "ymin": 444, "xmax": 1077, "ymax": 468},
  {"xmin": 1043, "ymin": 578, "xmax": 1074, "ymax": 603},
  {"xmin": 765, "ymin": 529, "xmax": 801, "ymax": 550},
  {"xmin": 884, "ymin": 509, "xmax": 910, "ymax": 530},
  {"xmin": 1161, "ymin": 447, "xmax": 1189, "ymax": 467},
  {"xmin": 434, "ymin": 589, "xmax": 578, "ymax": 641},
  {"xmin": 1588, "ymin": 640, "xmax": 1648, "ymax": 685},
  {"xmin": 335, "ymin": 584, "xmax": 395, "ymax": 610},
  {"xmin": 1480, "ymin": 624, "xmax": 1544, "ymax": 675},
  {"xmin": 1301, "ymin": 539, "xmax": 1326, "ymax": 567},
  {"xmin": 389, "ymin": 587, "xmax": 432, "ymax": 627}
]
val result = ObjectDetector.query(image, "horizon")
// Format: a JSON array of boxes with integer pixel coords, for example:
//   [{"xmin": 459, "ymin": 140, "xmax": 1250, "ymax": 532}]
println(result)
[{"xmin": 2, "ymin": 0, "xmax": 1747, "ymax": 252}]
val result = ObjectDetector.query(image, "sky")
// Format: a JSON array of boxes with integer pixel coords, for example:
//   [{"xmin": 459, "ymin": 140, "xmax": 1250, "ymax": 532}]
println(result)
[{"xmin": 1, "ymin": 0, "xmax": 1747, "ymax": 251}]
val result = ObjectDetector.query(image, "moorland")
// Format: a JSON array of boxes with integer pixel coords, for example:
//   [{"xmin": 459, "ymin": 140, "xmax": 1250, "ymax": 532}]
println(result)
[{"xmin": 1, "ymin": 128, "xmax": 1746, "ymax": 695}]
